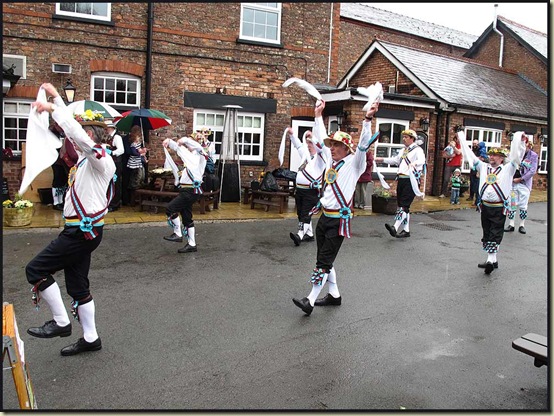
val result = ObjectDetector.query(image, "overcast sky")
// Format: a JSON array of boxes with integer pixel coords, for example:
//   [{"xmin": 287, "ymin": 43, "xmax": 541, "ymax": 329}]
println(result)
[{"xmin": 368, "ymin": 3, "xmax": 549, "ymax": 36}]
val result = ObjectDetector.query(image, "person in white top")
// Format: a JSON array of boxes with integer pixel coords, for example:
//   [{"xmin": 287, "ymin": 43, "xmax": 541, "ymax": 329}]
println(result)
[
  {"xmin": 105, "ymin": 122, "xmax": 124, "ymax": 211},
  {"xmin": 287, "ymin": 126, "xmax": 330, "ymax": 246},
  {"xmin": 162, "ymin": 134, "xmax": 207, "ymax": 253},
  {"xmin": 458, "ymin": 129, "xmax": 526, "ymax": 275},
  {"xmin": 292, "ymin": 100, "xmax": 379, "ymax": 316},
  {"xmin": 25, "ymin": 82, "xmax": 116, "ymax": 356},
  {"xmin": 375, "ymin": 129, "xmax": 426, "ymax": 238}
]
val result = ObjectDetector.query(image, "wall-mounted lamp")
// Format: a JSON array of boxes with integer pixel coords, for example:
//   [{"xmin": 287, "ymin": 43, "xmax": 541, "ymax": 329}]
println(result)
[
  {"xmin": 216, "ymin": 87, "xmax": 227, "ymax": 95},
  {"xmin": 453, "ymin": 124, "xmax": 464, "ymax": 133},
  {"xmin": 505, "ymin": 130, "xmax": 514, "ymax": 141},
  {"xmin": 539, "ymin": 134, "xmax": 548, "ymax": 145},
  {"xmin": 419, "ymin": 117, "xmax": 429, "ymax": 132},
  {"xmin": 336, "ymin": 110, "xmax": 348, "ymax": 127},
  {"xmin": 63, "ymin": 78, "xmax": 76, "ymax": 103}
]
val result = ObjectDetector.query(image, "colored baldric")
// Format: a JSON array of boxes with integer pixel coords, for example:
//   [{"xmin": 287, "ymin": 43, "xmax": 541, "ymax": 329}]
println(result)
[
  {"xmin": 182, "ymin": 166, "xmax": 203, "ymax": 194},
  {"xmin": 477, "ymin": 164, "xmax": 510, "ymax": 215},
  {"xmin": 64, "ymin": 145, "xmax": 115, "ymax": 240},
  {"xmin": 310, "ymin": 159, "xmax": 353, "ymax": 238},
  {"xmin": 296, "ymin": 153, "xmax": 325, "ymax": 196}
]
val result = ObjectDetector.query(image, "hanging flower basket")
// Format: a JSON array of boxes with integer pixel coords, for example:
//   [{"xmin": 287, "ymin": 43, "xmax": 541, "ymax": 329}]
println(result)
[{"xmin": 3, "ymin": 196, "xmax": 34, "ymax": 227}]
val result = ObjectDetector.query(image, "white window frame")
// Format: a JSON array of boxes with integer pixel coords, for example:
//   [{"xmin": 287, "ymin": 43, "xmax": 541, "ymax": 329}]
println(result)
[
  {"xmin": 375, "ymin": 118, "xmax": 410, "ymax": 173},
  {"xmin": 56, "ymin": 3, "xmax": 111, "ymax": 22},
  {"xmin": 91, "ymin": 72, "xmax": 140, "ymax": 109},
  {"xmin": 3, "ymin": 99, "xmax": 32, "ymax": 155},
  {"xmin": 538, "ymin": 140, "xmax": 548, "ymax": 174},
  {"xmin": 240, "ymin": 3, "xmax": 281, "ymax": 45},
  {"xmin": 194, "ymin": 110, "xmax": 265, "ymax": 162},
  {"xmin": 462, "ymin": 127, "xmax": 502, "ymax": 172},
  {"xmin": 3, "ymin": 54, "xmax": 27, "ymax": 79}
]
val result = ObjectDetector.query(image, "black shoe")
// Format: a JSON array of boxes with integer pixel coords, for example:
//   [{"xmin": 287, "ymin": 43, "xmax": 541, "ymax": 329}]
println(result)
[
  {"xmin": 290, "ymin": 232, "xmax": 301, "ymax": 246},
  {"xmin": 504, "ymin": 226, "xmax": 515, "ymax": 232},
  {"xmin": 314, "ymin": 294, "xmax": 342, "ymax": 306},
  {"xmin": 60, "ymin": 337, "xmax": 102, "ymax": 356},
  {"xmin": 163, "ymin": 233, "xmax": 183, "ymax": 243},
  {"xmin": 177, "ymin": 244, "xmax": 197, "ymax": 253},
  {"xmin": 108, "ymin": 206, "xmax": 119, "ymax": 212},
  {"xmin": 484, "ymin": 262, "xmax": 494, "ymax": 275},
  {"xmin": 302, "ymin": 234, "xmax": 315, "ymax": 242},
  {"xmin": 385, "ymin": 223, "xmax": 397, "ymax": 237},
  {"xmin": 292, "ymin": 297, "xmax": 313, "ymax": 316},
  {"xmin": 396, "ymin": 230, "xmax": 410, "ymax": 238},
  {"xmin": 27, "ymin": 320, "xmax": 72, "ymax": 338},
  {"xmin": 478, "ymin": 261, "xmax": 498, "ymax": 269},
  {"xmin": 518, "ymin": 226, "xmax": 526, "ymax": 234},
  {"xmin": 53, "ymin": 204, "xmax": 64, "ymax": 211}
]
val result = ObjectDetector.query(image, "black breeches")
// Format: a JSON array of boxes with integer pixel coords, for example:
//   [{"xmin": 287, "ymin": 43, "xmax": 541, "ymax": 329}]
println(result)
[
  {"xmin": 397, "ymin": 178, "xmax": 415, "ymax": 213},
  {"xmin": 295, "ymin": 188, "xmax": 320, "ymax": 224},
  {"xmin": 480, "ymin": 205, "xmax": 506, "ymax": 245},
  {"xmin": 315, "ymin": 215, "xmax": 344, "ymax": 272},
  {"xmin": 166, "ymin": 188, "xmax": 200, "ymax": 228},
  {"xmin": 25, "ymin": 226, "xmax": 103, "ymax": 301}
]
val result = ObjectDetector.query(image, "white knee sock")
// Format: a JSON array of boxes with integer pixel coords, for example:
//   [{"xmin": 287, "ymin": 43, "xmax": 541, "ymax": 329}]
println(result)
[
  {"xmin": 404, "ymin": 213, "xmax": 410, "ymax": 232},
  {"xmin": 303, "ymin": 222, "xmax": 312, "ymax": 237},
  {"xmin": 394, "ymin": 210, "xmax": 406, "ymax": 231},
  {"xmin": 77, "ymin": 300, "xmax": 99, "ymax": 343},
  {"xmin": 40, "ymin": 283, "xmax": 70, "ymax": 326},
  {"xmin": 326, "ymin": 267, "xmax": 340, "ymax": 298},
  {"xmin": 52, "ymin": 188, "xmax": 61, "ymax": 205},
  {"xmin": 187, "ymin": 226, "xmax": 196, "ymax": 246},
  {"xmin": 307, "ymin": 274, "xmax": 328, "ymax": 306},
  {"xmin": 307, "ymin": 221, "xmax": 313, "ymax": 236},
  {"xmin": 487, "ymin": 253, "xmax": 497, "ymax": 263},
  {"xmin": 171, "ymin": 216, "xmax": 182, "ymax": 237}
]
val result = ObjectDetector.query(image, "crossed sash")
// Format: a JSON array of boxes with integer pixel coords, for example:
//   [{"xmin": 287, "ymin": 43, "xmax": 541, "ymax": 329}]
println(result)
[
  {"xmin": 477, "ymin": 165, "xmax": 510, "ymax": 214},
  {"xmin": 64, "ymin": 146, "xmax": 115, "ymax": 239}
]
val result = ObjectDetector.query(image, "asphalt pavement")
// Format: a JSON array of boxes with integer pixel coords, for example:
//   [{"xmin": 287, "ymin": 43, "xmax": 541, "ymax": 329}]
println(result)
[{"xmin": 2, "ymin": 203, "xmax": 549, "ymax": 411}]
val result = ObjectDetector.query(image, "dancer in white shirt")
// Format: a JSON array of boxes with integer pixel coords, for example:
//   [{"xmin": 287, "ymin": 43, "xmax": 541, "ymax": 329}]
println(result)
[
  {"xmin": 26, "ymin": 82, "xmax": 116, "ymax": 356},
  {"xmin": 292, "ymin": 100, "xmax": 379, "ymax": 316}
]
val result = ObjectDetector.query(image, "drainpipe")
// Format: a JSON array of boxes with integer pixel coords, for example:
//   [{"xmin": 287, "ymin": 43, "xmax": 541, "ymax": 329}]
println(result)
[
  {"xmin": 327, "ymin": 3, "xmax": 334, "ymax": 83},
  {"xmin": 144, "ymin": 2, "xmax": 154, "ymax": 143},
  {"xmin": 431, "ymin": 109, "xmax": 444, "ymax": 195},
  {"xmin": 492, "ymin": 4, "xmax": 504, "ymax": 67}
]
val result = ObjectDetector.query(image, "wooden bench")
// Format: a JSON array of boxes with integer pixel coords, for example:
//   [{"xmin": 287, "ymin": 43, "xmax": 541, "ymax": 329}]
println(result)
[
  {"xmin": 135, "ymin": 188, "xmax": 220, "ymax": 214},
  {"xmin": 512, "ymin": 333, "xmax": 548, "ymax": 368},
  {"xmin": 250, "ymin": 189, "xmax": 290, "ymax": 214}
]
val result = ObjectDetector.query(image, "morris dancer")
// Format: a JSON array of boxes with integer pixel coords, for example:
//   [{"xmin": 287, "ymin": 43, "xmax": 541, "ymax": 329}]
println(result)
[
  {"xmin": 25, "ymin": 83, "xmax": 116, "ymax": 356},
  {"xmin": 458, "ymin": 130, "xmax": 526, "ymax": 274},
  {"xmin": 375, "ymin": 129, "xmax": 426, "ymax": 238},
  {"xmin": 287, "ymin": 127, "xmax": 330, "ymax": 246},
  {"xmin": 504, "ymin": 134, "xmax": 538, "ymax": 234},
  {"xmin": 292, "ymin": 100, "xmax": 379, "ymax": 316},
  {"xmin": 162, "ymin": 135, "xmax": 206, "ymax": 253}
]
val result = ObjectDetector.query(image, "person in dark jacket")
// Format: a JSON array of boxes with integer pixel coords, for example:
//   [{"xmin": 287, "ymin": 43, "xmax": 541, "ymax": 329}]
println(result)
[{"xmin": 354, "ymin": 147, "xmax": 374, "ymax": 209}]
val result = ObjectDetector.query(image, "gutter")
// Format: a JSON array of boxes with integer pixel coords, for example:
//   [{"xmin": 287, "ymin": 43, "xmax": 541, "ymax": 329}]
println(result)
[{"xmin": 144, "ymin": 2, "xmax": 154, "ymax": 142}]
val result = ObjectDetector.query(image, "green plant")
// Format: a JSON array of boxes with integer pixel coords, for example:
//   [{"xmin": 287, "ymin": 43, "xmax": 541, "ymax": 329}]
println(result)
[{"xmin": 373, "ymin": 186, "xmax": 394, "ymax": 198}]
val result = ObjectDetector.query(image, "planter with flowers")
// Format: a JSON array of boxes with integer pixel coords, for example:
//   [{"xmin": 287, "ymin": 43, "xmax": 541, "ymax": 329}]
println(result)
[
  {"xmin": 371, "ymin": 186, "xmax": 398, "ymax": 215},
  {"xmin": 3, "ymin": 194, "xmax": 34, "ymax": 227}
]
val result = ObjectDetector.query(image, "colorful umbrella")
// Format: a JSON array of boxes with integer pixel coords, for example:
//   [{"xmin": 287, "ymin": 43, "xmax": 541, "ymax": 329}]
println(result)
[
  {"xmin": 114, "ymin": 108, "xmax": 172, "ymax": 132},
  {"xmin": 66, "ymin": 100, "xmax": 122, "ymax": 119}
]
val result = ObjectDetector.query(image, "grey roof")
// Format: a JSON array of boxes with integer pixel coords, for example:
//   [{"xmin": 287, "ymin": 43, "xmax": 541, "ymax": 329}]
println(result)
[
  {"xmin": 499, "ymin": 16, "xmax": 548, "ymax": 59},
  {"xmin": 340, "ymin": 3, "xmax": 478, "ymax": 49},
  {"xmin": 378, "ymin": 41, "xmax": 547, "ymax": 120}
]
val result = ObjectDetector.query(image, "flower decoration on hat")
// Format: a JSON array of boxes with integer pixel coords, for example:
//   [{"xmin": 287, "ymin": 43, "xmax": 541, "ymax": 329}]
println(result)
[
  {"xmin": 487, "ymin": 147, "xmax": 509, "ymax": 157},
  {"xmin": 324, "ymin": 131, "xmax": 354, "ymax": 153},
  {"xmin": 401, "ymin": 129, "xmax": 418, "ymax": 140},
  {"xmin": 74, "ymin": 109, "xmax": 104, "ymax": 123}
]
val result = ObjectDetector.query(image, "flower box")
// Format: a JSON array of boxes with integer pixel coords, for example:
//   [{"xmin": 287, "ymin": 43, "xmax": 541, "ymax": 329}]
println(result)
[
  {"xmin": 3, "ymin": 207, "xmax": 34, "ymax": 227},
  {"xmin": 371, "ymin": 194, "xmax": 398, "ymax": 215}
]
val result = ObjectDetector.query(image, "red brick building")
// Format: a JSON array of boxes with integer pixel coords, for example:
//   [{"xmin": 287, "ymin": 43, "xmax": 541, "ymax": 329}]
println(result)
[{"xmin": 2, "ymin": 3, "xmax": 548, "ymax": 201}]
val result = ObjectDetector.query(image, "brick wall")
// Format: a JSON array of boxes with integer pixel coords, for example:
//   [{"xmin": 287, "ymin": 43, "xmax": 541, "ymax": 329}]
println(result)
[{"xmin": 467, "ymin": 29, "xmax": 547, "ymax": 91}]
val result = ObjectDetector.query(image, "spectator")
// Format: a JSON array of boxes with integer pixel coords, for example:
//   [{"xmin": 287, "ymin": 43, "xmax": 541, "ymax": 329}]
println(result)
[
  {"xmin": 354, "ymin": 148, "xmax": 374, "ymax": 210},
  {"xmin": 440, "ymin": 135, "xmax": 462, "ymax": 198},
  {"xmin": 450, "ymin": 168, "xmax": 462, "ymax": 205}
]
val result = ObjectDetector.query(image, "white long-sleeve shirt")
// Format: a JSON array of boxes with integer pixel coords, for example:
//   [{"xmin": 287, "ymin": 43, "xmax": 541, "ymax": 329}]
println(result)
[
  {"xmin": 290, "ymin": 117, "xmax": 330, "ymax": 188},
  {"xmin": 51, "ymin": 96, "xmax": 116, "ymax": 218},
  {"xmin": 383, "ymin": 143, "xmax": 426, "ymax": 177},
  {"xmin": 319, "ymin": 119, "xmax": 373, "ymax": 211},
  {"xmin": 458, "ymin": 131, "xmax": 525, "ymax": 203},
  {"xmin": 110, "ymin": 132, "xmax": 124, "ymax": 157},
  {"xmin": 167, "ymin": 137, "xmax": 206, "ymax": 186}
]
